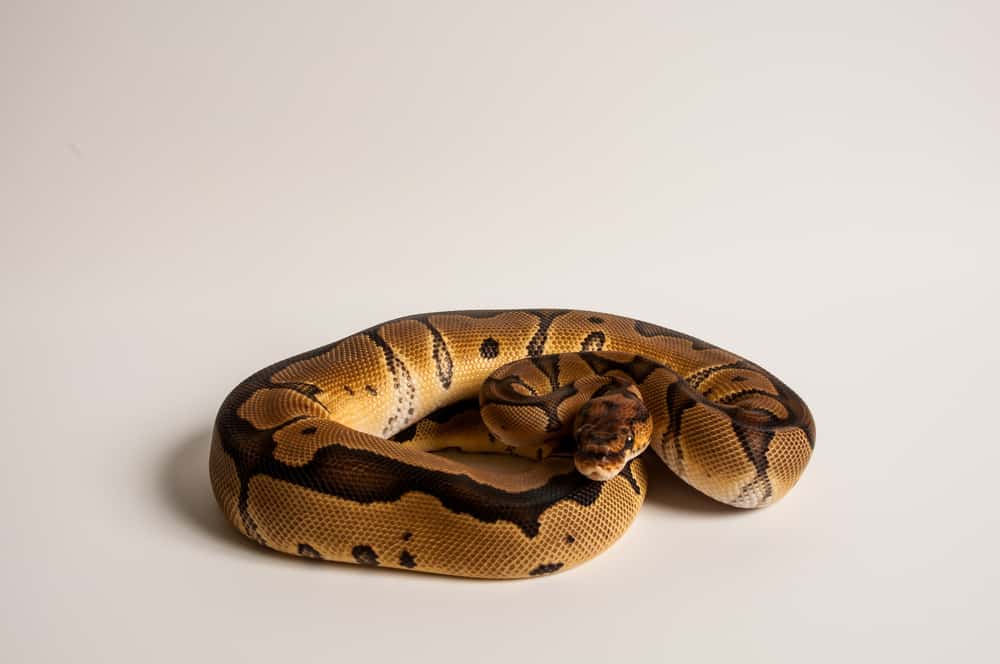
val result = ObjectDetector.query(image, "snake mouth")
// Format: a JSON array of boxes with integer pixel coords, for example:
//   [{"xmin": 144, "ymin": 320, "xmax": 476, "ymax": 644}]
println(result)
[
  {"xmin": 574, "ymin": 456, "xmax": 626, "ymax": 481},
  {"xmin": 572, "ymin": 411, "xmax": 639, "ymax": 480},
  {"xmin": 574, "ymin": 444, "xmax": 629, "ymax": 481}
]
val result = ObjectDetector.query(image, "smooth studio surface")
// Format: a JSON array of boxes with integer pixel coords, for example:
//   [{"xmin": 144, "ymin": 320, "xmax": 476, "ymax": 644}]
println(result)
[{"xmin": 2, "ymin": 2, "xmax": 997, "ymax": 663}]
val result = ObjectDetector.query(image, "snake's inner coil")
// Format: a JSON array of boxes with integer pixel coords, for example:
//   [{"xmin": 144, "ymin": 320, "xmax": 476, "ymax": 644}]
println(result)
[{"xmin": 480, "ymin": 352, "xmax": 655, "ymax": 481}]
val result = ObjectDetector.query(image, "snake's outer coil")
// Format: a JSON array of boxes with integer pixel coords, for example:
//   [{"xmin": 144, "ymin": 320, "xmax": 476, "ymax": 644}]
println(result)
[{"xmin": 211, "ymin": 310, "xmax": 815, "ymax": 578}]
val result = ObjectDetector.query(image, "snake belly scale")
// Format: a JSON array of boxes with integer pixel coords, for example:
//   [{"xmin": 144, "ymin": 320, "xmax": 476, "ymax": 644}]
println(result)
[{"xmin": 211, "ymin": 309, "xmax": 815, "ymax": 579}]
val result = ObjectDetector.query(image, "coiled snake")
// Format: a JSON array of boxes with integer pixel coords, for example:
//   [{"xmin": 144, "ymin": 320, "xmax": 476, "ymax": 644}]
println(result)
[{"xmin": 211, "ymin": 310, "xmax": 815, "ymax": 578}]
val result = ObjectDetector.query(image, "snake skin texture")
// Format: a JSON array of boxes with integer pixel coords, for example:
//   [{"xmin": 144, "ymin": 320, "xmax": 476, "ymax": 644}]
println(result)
[{"xmin": 211, "ymin": 310, "xmax": 815, "ymax": 578}]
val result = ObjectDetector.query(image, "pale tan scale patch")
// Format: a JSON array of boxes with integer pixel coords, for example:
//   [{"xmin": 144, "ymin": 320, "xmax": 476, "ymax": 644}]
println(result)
[
  {"xmin": 765, "ymin": 428, "xmax": 813, "ymax": 502},
  {"xmin": 237, "ymin": 388, "xmax": 329, "ymax": 430},
  {"xmin": 672, "ymin": 404, "xmax": 759, "ymax": 504},
  {"xmin": 289, "ymin": 421, "xmax": 574, "ymax": 493},
  {"xmin": 270, "ymin": 420, "xmax": 489, "ymax": 478},
  {"xmin": 432, "ymin": 450, "xmax": 578, "ymax": 491},
  {"xmin": 244, "ymin": 459, "xmax": 647, "ymax": 579},
  {"xmin": 434, "ymin": 449, "xmax": 575, "ymax": 477},
  {"xmin": 396, "ymin": 409, "xmax": 497, "ymax": 454}
]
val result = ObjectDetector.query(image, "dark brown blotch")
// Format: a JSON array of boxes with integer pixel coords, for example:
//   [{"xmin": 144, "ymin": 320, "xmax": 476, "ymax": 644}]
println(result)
[
  {"xmin": 399, "ymin": 550, "xmax": 417, "ymax": 568},
  {"xmin": 391, "ymin": 424, "xmax": 417, "ymax": 443},
  {"xmin": 352, "ymin": 545, "xmax": 379, "ymax": 566},
  {"xmin": 529, "ymin": 562, "xmax": 564, "ymax": 576},
  {"xmin": 480, "ymin": 337, "xmax": 500, "ymax": 359},
  {"xmin": 580, "ymin": 331, "xmax": 606, "ymax": 351}
]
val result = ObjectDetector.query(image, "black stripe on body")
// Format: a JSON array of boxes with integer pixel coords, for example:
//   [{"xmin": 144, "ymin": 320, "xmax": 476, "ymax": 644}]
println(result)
[
  {"xmin": 526, "ymin": 310, "xmax": 570, "ymax": 356},
  {"xmin": 412, "ymin": 316, "xmax": 455, "ymax": 390},
  {"xmin": 364, "ymin": 330, "xmax": 417, "ymax": 436}
]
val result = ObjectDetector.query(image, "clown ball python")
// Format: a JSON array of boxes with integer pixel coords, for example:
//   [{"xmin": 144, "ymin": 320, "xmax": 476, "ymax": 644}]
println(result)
[{"xmin": 210, "ymin": 309, "xmax": 815, "ymax": 578}]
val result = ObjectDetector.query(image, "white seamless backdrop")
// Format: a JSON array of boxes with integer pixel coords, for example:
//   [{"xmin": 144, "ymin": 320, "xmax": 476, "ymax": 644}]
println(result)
[{"xmin": 2, "ymin": 2, "xmax": 997, "ymax": 663}]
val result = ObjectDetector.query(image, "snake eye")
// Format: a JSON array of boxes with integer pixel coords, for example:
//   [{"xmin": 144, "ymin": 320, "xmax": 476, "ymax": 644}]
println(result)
[{"xmin": 625, "ymin": 434, "xmax": 634, "ymax": 446}]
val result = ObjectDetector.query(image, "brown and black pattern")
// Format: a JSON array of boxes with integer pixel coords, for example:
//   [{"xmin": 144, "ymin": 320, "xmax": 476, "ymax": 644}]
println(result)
[
  {"xmin": 525, "ymin": 309, "xmax": 570, "ymax": 357},
  {"xmin": 479, "ymin": 351, "xmax": 657, "ymax": 480},
  {"xmin": 210, "ymin": 309, "xmax": 814, "ymax": 579},
  {"xmin": 580, "ymin": 331, "xmax": 606, "ymax": 351},
  {"xmin": 480, "ymin": 373, "xmax": 578, "ymax": 434},
  {"xmin": 363, "ymin": 329, "xmax": 417, "ymax": 437},
  {"xmin": 412, "ymin": 315, "xmax": 454, "ymax": 389}
]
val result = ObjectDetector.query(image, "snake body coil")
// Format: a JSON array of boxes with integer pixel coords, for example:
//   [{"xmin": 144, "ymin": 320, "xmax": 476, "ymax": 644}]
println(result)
[{"xmin": 211, "ymin": 310, "xmax": 815, "ymax": 578}]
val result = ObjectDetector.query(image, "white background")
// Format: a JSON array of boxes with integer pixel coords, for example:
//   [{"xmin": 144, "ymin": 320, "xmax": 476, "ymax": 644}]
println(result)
[{"xmin": 3, "ymin": 2, "xmax": 998, "ymax": 662}]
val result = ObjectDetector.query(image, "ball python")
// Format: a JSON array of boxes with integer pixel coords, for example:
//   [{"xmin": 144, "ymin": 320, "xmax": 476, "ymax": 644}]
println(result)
[{"xmin": 211, "ymin": 309, "xmax": 815, "ymax": 578}]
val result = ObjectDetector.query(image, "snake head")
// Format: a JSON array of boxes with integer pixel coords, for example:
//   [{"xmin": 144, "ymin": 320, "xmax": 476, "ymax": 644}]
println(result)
[{"xmin": 572, "ymin": 388, "xmax": 651, "ymax": 481}]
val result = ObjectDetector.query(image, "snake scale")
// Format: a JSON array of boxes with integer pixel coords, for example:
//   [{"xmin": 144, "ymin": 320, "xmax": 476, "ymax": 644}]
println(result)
[{"xmin": 211, "ymin": 310, "xmax": 815, "ymax": 578}]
